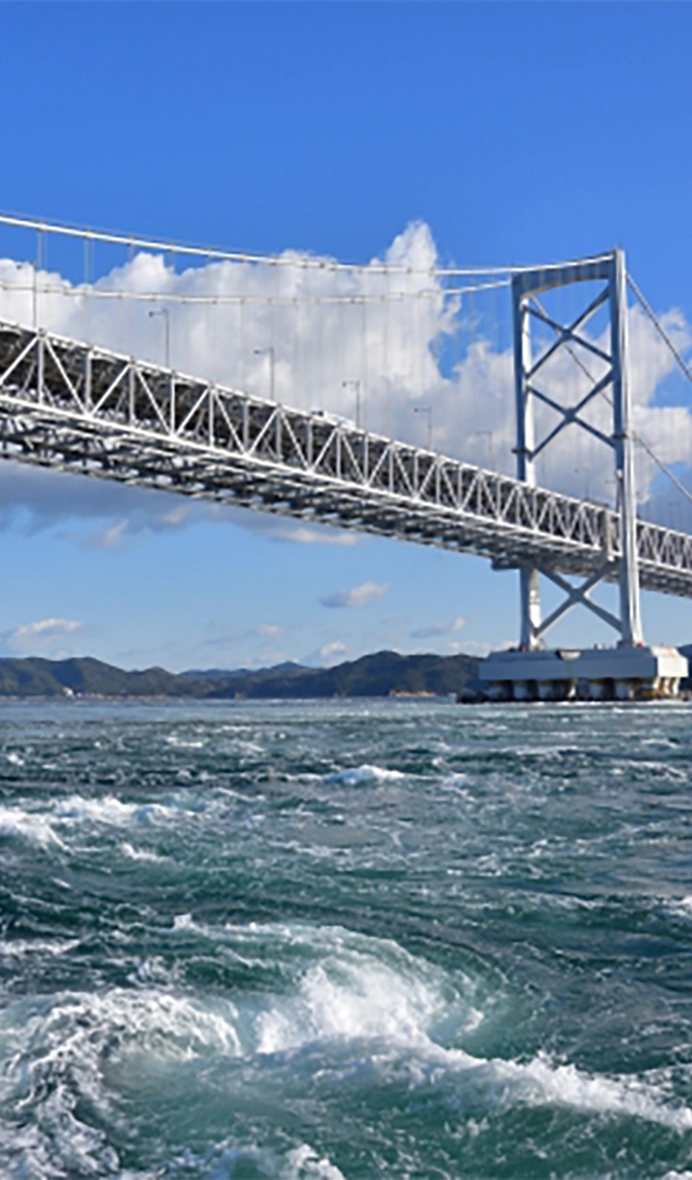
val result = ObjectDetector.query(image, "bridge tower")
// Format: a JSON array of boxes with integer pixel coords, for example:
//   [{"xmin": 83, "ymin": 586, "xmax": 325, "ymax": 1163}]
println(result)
[{"xmin": 484, "ymin": 249, "xmax": 687, "ymax": 700}]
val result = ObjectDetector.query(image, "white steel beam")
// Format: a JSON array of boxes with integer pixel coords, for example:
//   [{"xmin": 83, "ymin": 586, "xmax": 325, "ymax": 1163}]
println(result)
[
  {"xmin": 0, "ymin": 316, "xmax": 691, "ymax": 598},
  {"xmin": 510, "ymin": 249, "xmax": 645, "ymax": 648}
]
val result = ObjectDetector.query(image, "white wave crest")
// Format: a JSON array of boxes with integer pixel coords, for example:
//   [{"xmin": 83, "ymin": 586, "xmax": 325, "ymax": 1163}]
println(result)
[
  {"xmin": 2, "ymin": 988, "xmax": 243, "ymax": 1089},
  {"xmin": 120, "ymin": 841, "xmax": 166, "ymax": 863},
  {"xmin": 0, "ymin": 937, "xmax": 79, "ymax": 960},
  {"xmin": 164, "ymin": 734, "xmax": 206, "ymax": 749},
  {"xmin": 226, "ymin": 923, "xmax": 692, "ymax": 1134},
  {"xmin": 2, "ymin": 919, "xmax": 690, "ymax": 1170},
  {"xmin": 0, "ymin": 794, "xmax": 183, "ymax": 850},
  {"xmin": 323, "ymin": 765, "xmax": 405, "ymax": 787},
  {"xmin": 283, "ymin": 1144, "xmax": 347, "ymax": 1179},
  {"xmin": 53, "ymin": 794, "xmax": 173, "ymax": 826},
  {"xmin": 483, "ymin": 1051, "xmax": 692, "ymax": 1132},
  {"xmin": 0, "ymin": 788, "xmax": 185, "ymax": 854},
  {"xmin": 667, "ymin": 895, "xmax": 692, "ymax": 919},
  {"xmin": 0, "ymin": 804, "xmax": 66, "ymax": 849},
  {"xmin": 159, "ymin": 1139, "xmax": 346, "ymax": 1180},
  {"xmin": 255, "ymin": 946, "xmax": 450, "ymax": 1055}
]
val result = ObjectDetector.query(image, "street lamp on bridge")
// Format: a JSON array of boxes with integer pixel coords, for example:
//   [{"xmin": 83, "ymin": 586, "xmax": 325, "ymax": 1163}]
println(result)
[
  {"xmin": 413, "ymin": 405, "xmax": 433, "ymax": 450},
  {"xmin": 148, "ymin": 307, "xmax": 170, "ymax": 369},
  {"xmin": 342, "ymin": 380, "xmax": 362, "ymax": 429},
  {"xmin": 254, "ymin": 346, "xmax": 276, "ymax": 402}
]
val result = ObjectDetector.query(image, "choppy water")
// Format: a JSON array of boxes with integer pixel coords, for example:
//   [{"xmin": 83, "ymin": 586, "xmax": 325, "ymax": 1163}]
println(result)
[{"xmin": 1, "ymin": 699, "xmax": 692, "ymax": 1178}]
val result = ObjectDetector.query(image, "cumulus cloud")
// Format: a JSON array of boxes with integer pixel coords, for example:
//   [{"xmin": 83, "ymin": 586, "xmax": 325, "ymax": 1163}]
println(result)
[
  {"xmin": 0, "ymin": 221, "xmax": 451, "ymax": 448},
  {"xmin": 454, "ymin": 638, "xmax": 515, "ymax": 658},
  {"xmin": 299, "ymin": 639, "xmax": 349, "ymax": 667},
  {"xmin": 320, "ymin": 641, "xmax": 347, "ymax": 660},
  {"xmin": 3, "ymin": 617, "xmax": 82, "ymax": 656},
  {"xmin": 0, "ymin": 221, "xmax": 691, "ymax": 539},
  {"xmin": 223, "ymin": 512, "xmax": 360, "ymax": 547},
  {"xmin": 0, "ymin": 462, "xmax": 206, "ymax": 545},
  {"xmin": 319, "ymin": 581, "xmax": 388, "ymax": 609},
  {"xmin": 0, "ymin": 463, "xmax": 362, "ymax": 548}
]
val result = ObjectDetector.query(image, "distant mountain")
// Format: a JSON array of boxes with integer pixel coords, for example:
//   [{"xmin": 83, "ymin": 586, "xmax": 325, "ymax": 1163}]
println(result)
[
  {"xmin": 0, "ymin": 657, "xmax": 191, "ymax": 698},
  {"xmin": 179, "ymin": 661, "xmax": 306, "ymax": 682},
  {"xmin": 178, "ymin": 668, "xmax": 249, "ymax": 681},
  {"xmin": 0, "ymin": 651, "xmax": 479, "ymax": 699},
  {"xmin": 206, "ymin": 651, "xmax": 478, "ymax": 699}
]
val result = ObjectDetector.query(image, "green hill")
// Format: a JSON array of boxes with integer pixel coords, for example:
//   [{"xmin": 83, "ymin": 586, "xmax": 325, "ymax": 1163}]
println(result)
[
  {"xmin": 0, "ymin": 651, "xmax": 479, "ymax": 699},
  {"xmin": 0, "ymin": 657, "xmax": 191, "ymax": 698},
  {"xmin": 207, "ymin": 650, "xmax": 478, "ymax": 698}
]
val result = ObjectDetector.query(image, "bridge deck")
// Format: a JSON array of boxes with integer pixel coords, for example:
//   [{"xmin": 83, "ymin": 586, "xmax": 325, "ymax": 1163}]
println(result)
[{"xmin": 0, "ymin": 318, "xmax": 691, "ymax": 596}]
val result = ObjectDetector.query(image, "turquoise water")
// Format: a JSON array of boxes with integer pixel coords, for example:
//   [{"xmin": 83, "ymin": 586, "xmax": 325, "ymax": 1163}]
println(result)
[{"xmin": 1, "ymin": 698, "xmax": 692, "ymax": 1178}]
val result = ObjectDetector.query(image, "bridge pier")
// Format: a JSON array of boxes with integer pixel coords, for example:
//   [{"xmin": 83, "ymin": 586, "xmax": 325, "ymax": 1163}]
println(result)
[{"xmin": 484, "ymin": 646, "xmax": 687, "ymax": 702}]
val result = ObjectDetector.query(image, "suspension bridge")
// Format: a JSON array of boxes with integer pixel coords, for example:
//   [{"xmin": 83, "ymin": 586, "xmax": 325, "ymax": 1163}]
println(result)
[{"xmin": 0, "ymin": 215, "xmax": 691, "ymax": 699}]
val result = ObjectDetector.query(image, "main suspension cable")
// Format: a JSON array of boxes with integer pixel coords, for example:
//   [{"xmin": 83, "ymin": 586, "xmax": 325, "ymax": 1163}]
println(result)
[
  {"xmin": 627, "ymin": 271, "xmax": 692, "ymax": 387},
  {"xmin": 532, "ymin": 288, "xmax": 692, "ymax": 514}
]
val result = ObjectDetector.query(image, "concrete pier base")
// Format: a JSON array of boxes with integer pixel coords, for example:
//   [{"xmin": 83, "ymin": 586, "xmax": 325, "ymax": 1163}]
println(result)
[{"xmin": 483, "ymin": 646, "xmax": 688, "ymax": 702}]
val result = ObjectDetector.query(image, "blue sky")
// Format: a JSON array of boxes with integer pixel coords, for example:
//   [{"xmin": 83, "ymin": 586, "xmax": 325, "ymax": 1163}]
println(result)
[{"xmin": 2, "ymin": 1, "xmax": 692, "ymax": 670}]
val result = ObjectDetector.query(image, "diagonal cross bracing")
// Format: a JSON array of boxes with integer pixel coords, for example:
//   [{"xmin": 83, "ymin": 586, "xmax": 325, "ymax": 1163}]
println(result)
[
  {"xmin": 1, "ymin": 317, "xmax": 692, "ymax": 597},
  {"xmin": 511, "ymin": 250, "xmax": 646, "ymax": 648}
]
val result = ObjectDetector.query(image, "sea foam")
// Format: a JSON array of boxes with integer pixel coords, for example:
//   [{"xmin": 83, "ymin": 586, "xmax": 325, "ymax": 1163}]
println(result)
[{"xmin": 323, "ymin": 765, "xmax": 405, "ymax": 787}]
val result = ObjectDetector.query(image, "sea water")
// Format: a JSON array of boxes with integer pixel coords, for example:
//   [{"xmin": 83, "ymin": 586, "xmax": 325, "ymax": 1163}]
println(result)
[{"xmin": 0, "ymin": 698, "xmax": 692, "ymax": 1179}]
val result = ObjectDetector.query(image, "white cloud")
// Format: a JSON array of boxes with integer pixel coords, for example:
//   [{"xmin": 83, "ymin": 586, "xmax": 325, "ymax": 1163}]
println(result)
[
  {"xmin": 0, "ymin": 463, "xmax": 206, "ymax": 545},
  {"xmin": 410, "ymin": 616, "xmax": 466, "ymax": 639},
  {"xmin": 4, "ymin": 617, "xmax": 82, "ymax": 656},
  {"xmin": 0, "ymin": 464, "xmax": 362, "ymax": 548},
  {"xmin": 319, "ymin": 581, "xmax": 388, "ymax": 609},
  {"xmin": 257, "ymin": 623, "xmax": 282, "ymax": 637},
  {"xmin": 227, "ymin": 514, "xmax": 360, "ymax": 547},
  {"xmin": 279, "ymin": 526, "xmax": 359, "ymax": 547},
  {"xmin": 452, "ymin": 638, "xmax": 514, "ymax": 658},
  {"xmin": 95, "ymin": 519, "xmax": 129, "ymax": 549},
  {"xmin": 320, "ymin": 640, "xmax": 347, "ymax": 660},
  {"xmin": 299, "ymin": 639, "xmax": 349, "ymax": 667}
]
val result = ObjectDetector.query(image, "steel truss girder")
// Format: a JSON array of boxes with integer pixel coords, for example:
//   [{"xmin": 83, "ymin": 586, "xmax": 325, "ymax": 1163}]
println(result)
[{"xmin": 0, "ymin": 317, "xmax": 691, "ymax": 596}]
